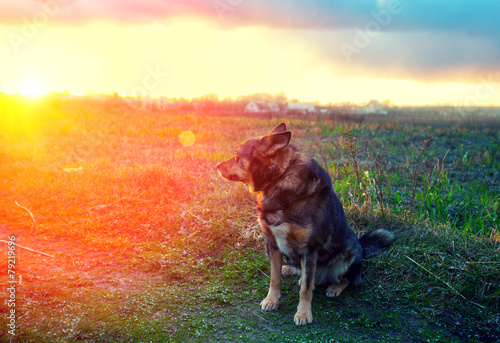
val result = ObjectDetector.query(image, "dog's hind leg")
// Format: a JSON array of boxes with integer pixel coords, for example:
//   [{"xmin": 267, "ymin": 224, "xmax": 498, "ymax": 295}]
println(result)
[
  {"xmin": 326, "ymin": 255, "xmax": 362, "ymax": 297},
  {"xmin": 281, "ymin": 265, "xmax": 300, "ymax": 276},
  {"xmin": 294, "ymin": 251, "xmax": 317, "ymax": 326},
  {"xmin": 260, "ymin": 244, "xmax": 283, "ymax": 311},
  {"xmin": 326, "ymin": 280, "xmax": 349, "ymax": 297}
]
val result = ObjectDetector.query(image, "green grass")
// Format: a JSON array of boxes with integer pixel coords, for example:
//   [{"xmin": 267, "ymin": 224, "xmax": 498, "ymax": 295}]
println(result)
[
  {"xmin": 0, "ymin": 96, "xmax": 499, "ymax": 342},
  {"xmin": 311, "ymin": 118, "xmax": 499, "ymax": 238}
]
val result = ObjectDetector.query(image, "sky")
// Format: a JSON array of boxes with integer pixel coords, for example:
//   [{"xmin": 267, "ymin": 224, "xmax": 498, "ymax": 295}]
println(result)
[{"xmin": 1, "ymin": 0, "xmax": 500, "ymax": 106}]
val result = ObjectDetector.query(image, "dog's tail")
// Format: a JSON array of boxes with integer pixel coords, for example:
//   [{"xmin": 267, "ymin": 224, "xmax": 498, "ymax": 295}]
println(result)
[{"xmin": 359, "ymin": 228, "xmax": 396, "ymax": 259}]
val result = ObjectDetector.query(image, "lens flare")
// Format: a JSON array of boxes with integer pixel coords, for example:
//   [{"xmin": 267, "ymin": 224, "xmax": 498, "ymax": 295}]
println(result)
[{"xmin": 179, "ymin": 130, "xmax": 195, "ymax": 147}]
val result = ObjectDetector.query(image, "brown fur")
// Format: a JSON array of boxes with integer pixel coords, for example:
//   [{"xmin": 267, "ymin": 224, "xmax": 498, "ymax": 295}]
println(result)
[{"xmin": 217, "ymin": 123, "xmax": 396, "ymax": 325}]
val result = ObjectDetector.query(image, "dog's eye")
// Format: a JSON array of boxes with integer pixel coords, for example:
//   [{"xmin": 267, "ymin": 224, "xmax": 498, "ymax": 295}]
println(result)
[{"xmin": 234, "ymin": 151, "xmax": 245, "ymax": 163}]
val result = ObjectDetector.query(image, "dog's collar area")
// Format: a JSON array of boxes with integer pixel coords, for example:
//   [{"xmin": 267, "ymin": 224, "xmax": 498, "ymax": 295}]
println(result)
[{"xmin": 253, "ymin": 164, "xmax": 293, "ymax": 193}]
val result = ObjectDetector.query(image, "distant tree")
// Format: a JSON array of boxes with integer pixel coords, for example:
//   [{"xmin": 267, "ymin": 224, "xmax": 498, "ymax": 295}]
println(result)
[
  {"xmin": 199, "ymin": 93, "xmax": 219, "ymax": 102},
  {"xmin": 379, "ymin": 99, "xmax": 394, "ymax": 108},
  {"xmin": 193, "ymin": 93, "xmax": 219, "ymax": 113},
  {"xmin": 273, "ymin": 92, "xmax": 288, "ymax": 108}
]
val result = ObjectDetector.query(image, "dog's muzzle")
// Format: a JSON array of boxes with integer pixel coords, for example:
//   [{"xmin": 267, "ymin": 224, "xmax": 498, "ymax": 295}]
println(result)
[{"xmin": 216, "ymin": 162, "xmax": 239, "ymax": 181}]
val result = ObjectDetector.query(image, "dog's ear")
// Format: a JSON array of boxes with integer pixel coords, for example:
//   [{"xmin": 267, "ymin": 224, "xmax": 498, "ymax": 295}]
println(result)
[
  {"xmin": 269, "ymin": 123, "xmax": 287, "ymax": 134},
  {"xmin": 257, "ymin": 131, "xmax": 291, "ymax": 157}
]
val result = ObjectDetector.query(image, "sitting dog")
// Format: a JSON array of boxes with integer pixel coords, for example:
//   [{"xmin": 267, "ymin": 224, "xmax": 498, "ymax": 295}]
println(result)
[{"xmin": 217, "ymin": 123, "xmax": 395, "ymax": 325}]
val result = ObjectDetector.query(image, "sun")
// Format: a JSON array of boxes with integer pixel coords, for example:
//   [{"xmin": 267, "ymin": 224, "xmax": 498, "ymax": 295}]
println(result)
[{"xmin": 20, "ymin": 78, "xmax": 47, "ymax": 96}]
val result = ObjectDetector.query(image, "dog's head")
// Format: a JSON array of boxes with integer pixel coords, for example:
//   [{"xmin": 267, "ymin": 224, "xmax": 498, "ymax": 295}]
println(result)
[{"xmin": 217, "ymin": 123, "xmax": 291, "ymax": 192}]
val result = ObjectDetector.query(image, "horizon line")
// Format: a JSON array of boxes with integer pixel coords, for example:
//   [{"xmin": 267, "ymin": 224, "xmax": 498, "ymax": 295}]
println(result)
[{"xmin": 2, "ymin": 91, "xmax": 500, "ymax": 108}]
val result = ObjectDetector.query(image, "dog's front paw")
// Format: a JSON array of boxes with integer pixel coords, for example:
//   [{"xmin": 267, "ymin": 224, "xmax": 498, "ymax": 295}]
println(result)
[
  {"xmin": 294, "ymin": 311, "xmax": 313, "ymax": 326},
  {"xmin": 260, "ymin": 297, "xmax": 279, "ymax": 311}
]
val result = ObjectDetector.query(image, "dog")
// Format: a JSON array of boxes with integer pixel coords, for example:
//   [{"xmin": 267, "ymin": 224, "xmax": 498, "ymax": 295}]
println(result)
[{"xmin": 217, "ymin": 123, "xmax": 395, "ymax": 326}]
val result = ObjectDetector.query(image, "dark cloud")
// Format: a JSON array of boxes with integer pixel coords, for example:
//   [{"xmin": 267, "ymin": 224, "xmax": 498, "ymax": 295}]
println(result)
[
  {"xmin": 238, "ymin": 0, "xmax": 500, "ymax": 81},
  {"xmin": 329, "ymin": 30, "xmax": 500, "ymax": 81},
  {"xmin": 216, "ymin": 0, "xmax": 500, "ymax": 39}
]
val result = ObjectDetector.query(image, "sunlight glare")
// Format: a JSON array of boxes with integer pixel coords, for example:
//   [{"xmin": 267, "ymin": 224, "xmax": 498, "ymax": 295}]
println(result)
[{"xmin": 20, "ymin": 78, "xmax": 46, "ymax": 96}]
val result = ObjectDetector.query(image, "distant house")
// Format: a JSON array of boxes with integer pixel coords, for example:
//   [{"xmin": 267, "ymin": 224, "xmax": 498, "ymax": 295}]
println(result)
[
  {"xmin": 244, "ymin": 101, "xmax": 280, "ymax": 114},
  {"xmin": 318, "ymin": 107, "xmax": 332, "ymax": 115},
  {"xmin": 287, "ymin": 102, "xmax": 316, "ymax": 114},
  {"xmin": 125, "ymin": 96, "xmax": 171, "ymax": 111},
  {"xmin": 349, "ymin": 100, "xmax": 387, "ymax": 115}
]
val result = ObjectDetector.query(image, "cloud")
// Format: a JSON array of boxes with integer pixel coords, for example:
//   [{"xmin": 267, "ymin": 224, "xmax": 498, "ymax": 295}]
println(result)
[
  {"xmin": 324, "ymin": 29, "xmax": 500, "ymax": 82},
  {"xmin": 1, "ymin": 0, "xmax": 499, "ymax": 84},
  {"xmin": 0, "ymin": 1, "xmax": 494, "ymax": 28},
  {"xmin": 0, "ymin": 0, "xmax": 210, "ymax": 24},
  {"xmin": 253, "ymin": 0, "xmax": 500, "ymax": 82},
  {"xmin": 2, "ymin": 1, "xmax": 499, "ymax": 38}
]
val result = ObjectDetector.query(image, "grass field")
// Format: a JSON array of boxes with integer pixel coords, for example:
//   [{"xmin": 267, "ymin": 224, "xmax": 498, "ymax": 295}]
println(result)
[{"xmin": 0, "ymin": 95, "xmax": 499, "ymax": 342}]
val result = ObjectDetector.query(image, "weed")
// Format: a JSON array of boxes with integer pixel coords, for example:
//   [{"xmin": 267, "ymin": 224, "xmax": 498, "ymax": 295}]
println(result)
[
  {"xmin": 373, "ymin": 152, "xmax": 388, "ymax": 215},
  {"xmin": 409, "ymin": 134, "xmax": 434, "ymax": 214}
]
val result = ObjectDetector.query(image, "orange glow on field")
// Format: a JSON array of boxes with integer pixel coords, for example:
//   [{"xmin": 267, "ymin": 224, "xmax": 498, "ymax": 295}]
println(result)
[{"xmin": 0, "ymin": 95, "xmax": 43, "ymax": 135}]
